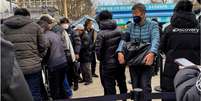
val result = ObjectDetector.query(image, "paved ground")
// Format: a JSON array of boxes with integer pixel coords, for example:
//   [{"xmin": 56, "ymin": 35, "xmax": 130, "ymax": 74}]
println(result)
[{"xmin": 72, "ymin": 63, "xmax": 161, "ymax": 101}]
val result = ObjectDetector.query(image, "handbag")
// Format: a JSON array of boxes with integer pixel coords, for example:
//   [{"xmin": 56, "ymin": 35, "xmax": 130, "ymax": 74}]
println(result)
[
  {"xmin": 124, "ymin": 42, "xmax": 151, "ymax": 66},
  {"xmin": 123, "ymin": 22, "xmax": 152, "ymax": 66}
]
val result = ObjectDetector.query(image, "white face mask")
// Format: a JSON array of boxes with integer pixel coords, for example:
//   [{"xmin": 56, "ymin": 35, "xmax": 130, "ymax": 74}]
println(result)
[
  {"xmin": 61, "ymin": 24, "xmax": 69, "ymax": 29},
  {"xmin": 92, "ymin": 24, "xmax": 94, "ymax": 29}
]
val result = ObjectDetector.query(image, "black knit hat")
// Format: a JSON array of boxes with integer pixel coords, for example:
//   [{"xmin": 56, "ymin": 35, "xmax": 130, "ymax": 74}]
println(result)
[
  {"xmin": 98, "ymin": 10, "xmax": 113, "ymax": 21},
  {"xmin": 174, "ymin": 0, "xmax": 193, "ymax": 12}
]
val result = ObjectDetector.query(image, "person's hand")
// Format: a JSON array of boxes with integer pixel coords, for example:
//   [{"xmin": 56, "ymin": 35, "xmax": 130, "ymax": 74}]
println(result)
[
  {"xmin": 144, "ymin": 52, "xmax": 155, "ymax": 66},
  {"xmin": 75, "ymin": 54, "xmax": 79, "ymax": 60},
  {"xmin": 118, "ymin": 52, "xmax": 125, "ymax": 64}
]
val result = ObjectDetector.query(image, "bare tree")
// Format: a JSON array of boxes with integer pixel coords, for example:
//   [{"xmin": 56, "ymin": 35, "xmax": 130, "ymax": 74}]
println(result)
[{"xmin": 57, "ymin": 0, "xmax": 94, "ymax": 20}]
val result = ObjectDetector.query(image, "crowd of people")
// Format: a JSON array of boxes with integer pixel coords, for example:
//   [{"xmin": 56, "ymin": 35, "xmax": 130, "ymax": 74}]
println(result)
[{"xmin": 1, "ymin": 0, "xmax": 200, "ymax": 101}]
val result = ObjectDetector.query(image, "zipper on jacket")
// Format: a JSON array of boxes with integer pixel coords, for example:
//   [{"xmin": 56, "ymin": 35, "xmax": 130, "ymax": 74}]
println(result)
[{"xmin": 139, "ymin": 26, "xmax": 141, "ymax": 43}]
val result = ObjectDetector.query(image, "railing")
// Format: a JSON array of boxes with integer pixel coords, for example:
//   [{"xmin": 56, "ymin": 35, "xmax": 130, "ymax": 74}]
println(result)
[{"xmin": 55, "ymin": 88, "xmax": 176, "ymax": 101}]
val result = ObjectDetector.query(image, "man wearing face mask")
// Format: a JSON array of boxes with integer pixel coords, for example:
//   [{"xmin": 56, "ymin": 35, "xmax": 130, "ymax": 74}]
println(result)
[
  {"xmin": 51, "ymin": 17, "xmax": 80, "ymax": 91},
  {"xmin": 84, "ymin": 19, "xmax": 98, "ymax": 78},
  {"xmin": 116, "ymin": 3, "xmax": 160, "ymax": 101},
  {"xmin": 59, "ymin": 17, "xmax": 80, "ymax": 90}
]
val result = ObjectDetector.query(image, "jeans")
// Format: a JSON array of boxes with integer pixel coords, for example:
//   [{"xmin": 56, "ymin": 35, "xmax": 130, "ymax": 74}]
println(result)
[
  {"xmin": 129, "ymin": 65, "xmax": 153, "ymax": 101},
  {"xmin": 64, "ymin": 75, "xmax": 73, "ymax": 97},
  {"xmin": 24, "ymin": 71, "xmax": 42, "ymax": 101}
]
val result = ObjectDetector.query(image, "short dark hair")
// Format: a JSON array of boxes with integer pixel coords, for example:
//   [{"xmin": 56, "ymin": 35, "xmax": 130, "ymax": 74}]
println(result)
[
  {"xmin": 84, "ymin": 19, "xmax": 93, "ymax": 29},
  {"xmin": 40, "ymin": 16, "xmax": 52, "ymax": 24},
  {"xmin": 174, "ymin": 0, "xmax": 193, "ymax": 12},
  {"xmin": 14, "ymin": 8, "xmax": 30, "ymax": 16},
  {"xmin": 132, "ymin": 3, "xmax": 146, "ymax": 13},
  {"xmin": 60, "ymin": 17, "xmax": 70, "ymax": 24},
  {"xmin": 98, "ymin": 10, "xmax": 113, "ymax": 21},
  {"xmin": 37, "ymin": 20, "xmax": 49, "ymax": 31}
]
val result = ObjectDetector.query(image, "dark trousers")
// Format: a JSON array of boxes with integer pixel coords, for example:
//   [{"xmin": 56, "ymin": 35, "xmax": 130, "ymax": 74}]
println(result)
[
  {"xmin": 48, "ymin": 68, "xmax": 67, "ymax": 100},
  {"xmin": 91, "ymin": 52, "xmax": 97, "ymax": 74},
  {"xmin": 66, "ymin": 62, "xmax": 79, "ymax": 87},
  {"xmin": 80, "ymin": 62, "xmax": 92, "ymax": 82},
  {"xmin": 102, "ymin": 64, "xmax": 127, "ymax": 95},
  {"xmin": 129, "ymin": 65, "xmax": 153, "ymax": 101},
  {"xmin": 99, "ymin": 62, "xmax": 106, "ymax": 94},
  {"xmin": 24, "ymin": 71, "xmax": 42, "ymax": 101},
  {"xmin": 161, "ymin": 76, "xmax": 176, "ymax": 101}
]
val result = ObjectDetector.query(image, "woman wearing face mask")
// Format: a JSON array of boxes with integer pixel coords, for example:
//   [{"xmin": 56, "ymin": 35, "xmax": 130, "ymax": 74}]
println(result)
[{"xmin": 116, "ymin": 3, "xmax": 160, "ymax": 101}]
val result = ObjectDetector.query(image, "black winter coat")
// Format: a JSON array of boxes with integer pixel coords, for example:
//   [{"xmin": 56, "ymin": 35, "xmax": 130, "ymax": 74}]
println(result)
[
  {"xmin": 160, "ymin": 11, "xmax": 200, "ymax": 91},
  {"xmin": 96, "ymin": 19, "xmax": 123, "ymax": 66},
  {"xmin": 79, "ymin": 32, "xmax": 91, "ymax": 63},
  {"xmin": 66, "ymin": 27, "xmax": 81, "ymax": 54}
]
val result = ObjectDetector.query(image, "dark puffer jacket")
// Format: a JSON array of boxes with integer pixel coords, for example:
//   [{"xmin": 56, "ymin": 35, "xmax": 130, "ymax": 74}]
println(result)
[
  {"xmin": 66, "ymin": 27, "xmax": 81, "ymax": 54},
  {"xmin": 160, "ymin": 11, "xmax": 200, "ymax": 91},
  {"xmin": 1, "ymin": 15, "xmax": 46, "ymax": 74},
  {"xmin": 96, "ymin": 19, "xmax": 123, "ymax": 66},
  {"xmin": 79, "ymin": 31, "xmax": 92, "ymax": 63},
  {"xmin": 174, "ymin": 66, "xmax": 201, "ymax": 101}
]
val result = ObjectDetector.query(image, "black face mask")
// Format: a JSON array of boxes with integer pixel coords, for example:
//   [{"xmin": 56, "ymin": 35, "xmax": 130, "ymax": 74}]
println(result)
[{"xmin": 133, "ymin": 16, "xmax": 141, "ymax": 24}]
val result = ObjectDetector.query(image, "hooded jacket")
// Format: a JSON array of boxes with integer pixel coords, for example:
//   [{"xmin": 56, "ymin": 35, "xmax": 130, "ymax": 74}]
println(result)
[
  {"xmin": 160, "ymin": 11, "xmax": 200, "ymax": 91},
  {"xmin": 96, "ymin": 19, "xmax": 123, "ymax": 66},
  {"xmin": 1, "ymin": 15, "xmax": 46, "ymax": 74}
]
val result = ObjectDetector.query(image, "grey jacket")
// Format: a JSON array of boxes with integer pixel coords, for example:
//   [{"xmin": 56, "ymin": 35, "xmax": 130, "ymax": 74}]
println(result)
[
  {"xmin": 44, "ymin": 31, "xmax": 67, "ymax": 70},
  {"xmin": 1, "ymin": 15, "xmax": 46, "ymax": 74},
  {"xmin": 1, "ymin": 37, "xmax": 33, "ymax": 101},
  {"xmin": 174, "ymin": 66, "xmax": 201, "ymax": 101}
]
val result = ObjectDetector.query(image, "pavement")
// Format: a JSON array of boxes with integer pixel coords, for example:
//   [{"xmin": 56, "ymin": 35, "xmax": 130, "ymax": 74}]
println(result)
[{"xmin": 72, "ymin": 63, "xmax": 161, "ymax": 101}]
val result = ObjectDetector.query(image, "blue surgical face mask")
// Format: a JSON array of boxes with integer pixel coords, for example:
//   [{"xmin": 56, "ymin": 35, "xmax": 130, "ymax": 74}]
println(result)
[{"xmin": 133, "ymin": 16, "xmax": 141, "ymax": 24}]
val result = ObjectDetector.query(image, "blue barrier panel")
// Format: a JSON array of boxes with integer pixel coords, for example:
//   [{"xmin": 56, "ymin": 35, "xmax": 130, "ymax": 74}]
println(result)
[
  {"xmin": 96, "ymin": 3, "xmax": 175, "ymax": 24},
  {"xmin": 96, "ymin": 4, "xmax": 175, "ymax": 12},
  {"xmin": 112, "ymin": 12, "xmax": 173, "ymax": 18}
]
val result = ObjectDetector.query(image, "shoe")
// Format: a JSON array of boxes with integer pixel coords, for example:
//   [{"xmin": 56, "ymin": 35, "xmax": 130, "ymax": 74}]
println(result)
[
  {"xmin": 78, "ymin": 76, "xmax": 83, "ymax": 81},
  {"xmin": 128, "ymin": 80, "xmax": 132, "ymax": 84},
  {"xmin": 84, "ymin": 81, "xmax": 92, "ymax": 85},
  {"xmin": 79, "ymin": 80, "xmax": 85, "ymax": 83},
  {"xmin": 73, "ymin": 83, "xmax": 79, "ymax": 91},
  {"xmin": 92, "ymin": 74, "xmax": 99, "ymax": 78}
]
